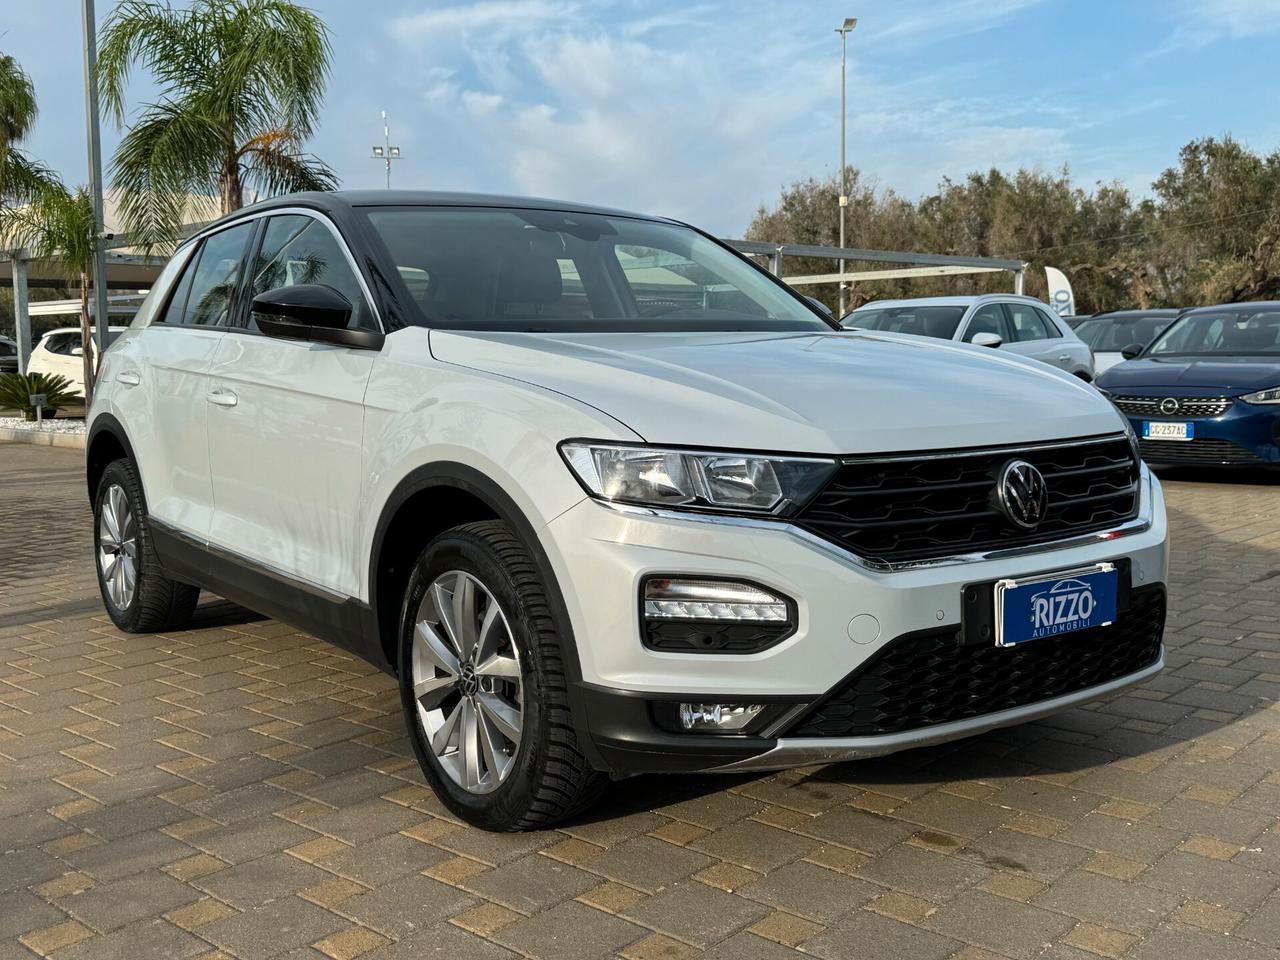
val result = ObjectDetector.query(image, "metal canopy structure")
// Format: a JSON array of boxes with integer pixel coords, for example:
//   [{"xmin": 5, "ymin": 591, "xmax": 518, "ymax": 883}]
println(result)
[{"xmin": 726, "ymin": 239, "xmax": 1027, "ymax": 297}]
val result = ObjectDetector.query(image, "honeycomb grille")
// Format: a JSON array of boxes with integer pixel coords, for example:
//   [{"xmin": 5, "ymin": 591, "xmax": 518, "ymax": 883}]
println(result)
[{"xmin": 785, "ymin": 586, "xmax": 1165, "ymax": 738}]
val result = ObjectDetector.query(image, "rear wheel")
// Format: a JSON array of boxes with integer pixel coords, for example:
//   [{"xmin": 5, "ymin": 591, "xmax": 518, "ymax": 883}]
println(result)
[
  {"xmin": 399, "ymin": 521, "xmax": 605, "ymax": 830},
  {"xmin": 93, "ymin": 459, "xmax": 199, "ymax": 632}
]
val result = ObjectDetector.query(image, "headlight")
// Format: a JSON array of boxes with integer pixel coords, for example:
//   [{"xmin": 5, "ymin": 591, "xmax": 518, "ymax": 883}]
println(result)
[
  {"xmin": 560, "ymin": 442, "xmax": 837, "ymax": 515},
  {"xmin": 1242, "ymin": 386, "xmax": 1280, "ymax": 404}
]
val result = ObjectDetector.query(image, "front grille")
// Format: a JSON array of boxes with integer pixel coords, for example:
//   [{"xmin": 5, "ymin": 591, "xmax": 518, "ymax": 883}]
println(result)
[
  {"xmin": 1139, "ymin": 437, "xmax": 1259, "ymax": 464},
  {"xmin": 1113, "ymin": 396, "xmax": 1232, "ymax": 418},
  {"xmin": 786, "ymin": 586, "xmax": 1165, "ymax": 738},
  {"xmin": 794, "ymin": 437, "xmax": 1139, "ymax": 565}
]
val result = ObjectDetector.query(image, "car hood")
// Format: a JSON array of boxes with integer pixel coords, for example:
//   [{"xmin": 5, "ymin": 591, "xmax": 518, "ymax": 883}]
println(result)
[
  {"xmin": 429, "ymin": 329, "xmax": 1123, "ymax": 454},
  {"xmin": 1096, "ymin": 356, "xmax": 1280, "ymax": 393}
]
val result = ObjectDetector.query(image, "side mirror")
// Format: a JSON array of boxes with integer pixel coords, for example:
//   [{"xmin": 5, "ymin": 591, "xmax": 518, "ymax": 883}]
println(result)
[
  {"xmin": 1120, "ymin": 343, "xmax": 1144, "ymax": 360},
  {"xmin": 70, "ymin": 345, "xmax": 84, "ymax": 357},
  {"xmin": 252, "ymin": 284, "xmax": 384, "ymax": 350},
  {"xmin": 806, "ymin": 296, "xmax": 834, "ymax": 318},
  {"xmin": 971, "ymin": 332, "xmax": 1003, "ymax": 349}
]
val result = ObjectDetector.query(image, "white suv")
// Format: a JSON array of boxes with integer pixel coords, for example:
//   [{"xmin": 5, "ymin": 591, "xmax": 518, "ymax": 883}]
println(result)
[{"xmin": 87, "ymin": 192, "xmax": 1168, "ymax": 830}]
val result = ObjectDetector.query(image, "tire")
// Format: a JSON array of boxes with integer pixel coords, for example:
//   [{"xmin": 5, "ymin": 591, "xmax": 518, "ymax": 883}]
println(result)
[
  {"xmin": 93, "ymin": 458, "xmax": 200, "ymax": 633},
  {"xmin": 398, "ymin": 520, "xmax": 606, "ymax": 831}
]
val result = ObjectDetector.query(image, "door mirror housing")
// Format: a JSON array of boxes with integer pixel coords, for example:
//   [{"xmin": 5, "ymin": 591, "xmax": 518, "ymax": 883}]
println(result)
[
  {"xmin": 805, "ymin": 296, "xmax": 833, "ymax": 318},
  {"xmin": 970, "ymin": 331, "xmax": 1003, "ymax": 349},
  {"xmin": 70, "ymin": 345, "xmax": 84, "ymax": 357},
  {"xmin": 251, "ymin": 284, "xmax": 384, "ymax": 350},
  {"xmin": 1120, "ymin": 343, "xmax": 1144, "ymax": 360}
]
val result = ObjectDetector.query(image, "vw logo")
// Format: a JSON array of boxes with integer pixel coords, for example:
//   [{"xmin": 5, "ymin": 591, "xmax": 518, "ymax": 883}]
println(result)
[
  {"xmin": 1159, "ymin": 397, "xmax": 1179, "ymax": 415},
  {"xmin": 996, "ymin": 459, "xmax": 1048, "ymax": 530}
]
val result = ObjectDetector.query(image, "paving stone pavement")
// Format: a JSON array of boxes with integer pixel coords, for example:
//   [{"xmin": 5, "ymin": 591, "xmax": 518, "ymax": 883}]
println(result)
[{"xmin": 2, "ymin": 443, "xmax": 1279, "ymax": 960}]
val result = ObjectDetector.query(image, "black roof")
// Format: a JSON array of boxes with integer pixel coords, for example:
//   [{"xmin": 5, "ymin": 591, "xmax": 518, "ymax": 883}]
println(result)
[
  {"xmin": 1081, "ymin": 308, "xmax": 1182, "ymax": 320},
  {"xmin": 236, "ymin": 190, "xmax": 671, "ymax": 223},
  {"xmin": 1181, "ymin": 301, "xmax": 1280, "ymax": 314}
]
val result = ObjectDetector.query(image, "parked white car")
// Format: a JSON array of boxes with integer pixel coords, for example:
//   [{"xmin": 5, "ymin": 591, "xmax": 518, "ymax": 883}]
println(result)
[
  {"xmin": 842, "ymin": 295, "xmax": 1096, "ymax": 380},
  {"xmin": 28, "ymin": 326, "xmax": 128, "ymax": 394},
  {"xmin": 87, "ymin": 191, "xmax": 1168, "ymax": 830}
]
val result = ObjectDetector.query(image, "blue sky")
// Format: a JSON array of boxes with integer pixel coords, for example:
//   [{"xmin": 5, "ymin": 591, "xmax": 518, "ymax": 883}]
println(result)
[{"xmin": 6, "ymin": 0, "xmax": 1280, "ymax": 234}]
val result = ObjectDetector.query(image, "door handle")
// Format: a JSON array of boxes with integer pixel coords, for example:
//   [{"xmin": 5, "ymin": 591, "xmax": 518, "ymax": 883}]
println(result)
[
  {"xmin": 117, "ymin": 370, "xmax": 140, "ymax": 386},
  {"xmin": 1057, "ymin": 354, "xmax": 1070, "ymax": 361},
  {"xmin": 207, "ymin": 388, "xmax": 238, "ymax": 408}
]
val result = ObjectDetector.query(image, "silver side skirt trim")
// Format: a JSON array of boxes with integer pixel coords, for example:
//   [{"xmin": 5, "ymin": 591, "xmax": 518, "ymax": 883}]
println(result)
[{"xmin": 710, "ymin": 651, "xmax": 1165, "ymax": 773}]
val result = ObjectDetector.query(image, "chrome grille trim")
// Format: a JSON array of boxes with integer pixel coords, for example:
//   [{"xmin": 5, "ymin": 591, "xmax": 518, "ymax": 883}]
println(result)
[{"xmin": 1113, "ymin": 396, "xmax": 1232, "ymax": 418}]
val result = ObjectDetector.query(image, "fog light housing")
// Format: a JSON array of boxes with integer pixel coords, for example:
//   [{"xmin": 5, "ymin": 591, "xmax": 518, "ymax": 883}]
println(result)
[
  {"xmin": 640, "ymin": 577, "xmax": 796, "ymax": 654},
  {"xmin": 678, "ymin": 703, "xmax": 766, "ymax": 732}
]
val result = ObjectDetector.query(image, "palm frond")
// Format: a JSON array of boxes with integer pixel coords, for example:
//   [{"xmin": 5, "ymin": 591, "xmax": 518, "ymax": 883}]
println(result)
[
  {"xmin": 0, "ymin": 53, "xmax": 39, "ymax": 146},
  {"xmin": 240, "ymin": 129, "xmax": 337, "ymax": 197},
  {"xmin": 110, "ymin": 100, "xmax": 223, "ymax": 253}
]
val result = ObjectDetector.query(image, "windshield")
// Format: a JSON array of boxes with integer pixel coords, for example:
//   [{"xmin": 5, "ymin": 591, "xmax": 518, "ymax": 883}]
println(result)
[
  {"xmin": 1075, "ymin": 315, "xmax": 1174, "ymax": 352},
  {"xmin": 840, "ymin": 305, "xmax": 965, "ymax": 340},
  {"xmin": 361, "ymin": 206, "xmax": 832, "ymax": 333},
  {"xmin": 1147, "ymin": 307, "xmax": 1280, "ymax": 357}
]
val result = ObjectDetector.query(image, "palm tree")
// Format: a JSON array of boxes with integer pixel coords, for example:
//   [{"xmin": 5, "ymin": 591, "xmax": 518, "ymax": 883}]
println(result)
[
  {"xmin": 98, "ymin": 0, "xmax": 337, "ymax": 251},
  {"xmin": 12, "ymin": 185, "xmax": 99, "ymax": 401},
  {"xmin": 0, "ymin": 53, "xmax": 60, "ymax": 240}
]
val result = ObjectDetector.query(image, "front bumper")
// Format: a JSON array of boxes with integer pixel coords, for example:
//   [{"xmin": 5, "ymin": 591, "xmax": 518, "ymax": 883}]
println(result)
[{"xmin": 542, "ymin": 466, "xmax": 1169, "ymax": 775}]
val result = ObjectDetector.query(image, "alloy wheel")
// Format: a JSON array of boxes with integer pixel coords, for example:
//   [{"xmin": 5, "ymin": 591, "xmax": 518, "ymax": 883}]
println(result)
[
  {"xmin": 97, "ymin": 483, "xmax": 138, "ymax": 611},
  {"xmin": 411, "ymin": 570, "xmax": 524, "ymax": 794}
]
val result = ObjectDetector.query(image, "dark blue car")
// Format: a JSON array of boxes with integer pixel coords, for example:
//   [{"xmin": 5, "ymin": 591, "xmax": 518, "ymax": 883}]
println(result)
[{"xmin": 1096, "ymin": 302, "xmax": 1280, "ymax": 467}]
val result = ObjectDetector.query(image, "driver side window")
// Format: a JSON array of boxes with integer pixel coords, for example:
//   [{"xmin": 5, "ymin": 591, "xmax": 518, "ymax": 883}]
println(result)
[
  {"xmin": 249, "ymin": 215, "xmax": 376, "ymax": 332},
  {"xmin": 964, "ymin": 304, "xmax": 1008, "ymax": 342}
]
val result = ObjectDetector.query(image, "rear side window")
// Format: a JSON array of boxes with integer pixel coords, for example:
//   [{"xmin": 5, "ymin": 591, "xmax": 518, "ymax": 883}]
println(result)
[
  {"xmin": 0, "ymin": 341, "xmax": 14, "ymax": 357},
  {"xmin": 41, "ymin": 333, "xmax": 78, "ymax": 355},
  {"xmin": 1005, "ymin": 303, "xmax": 1053, "ymax": 342},
  {"xmin": 249, "ymin": 215, "xmax": 377, "ymax": 331},
  {"xmin": 161, "ymin": 222, "xmax": 254, "ymax": 326}
]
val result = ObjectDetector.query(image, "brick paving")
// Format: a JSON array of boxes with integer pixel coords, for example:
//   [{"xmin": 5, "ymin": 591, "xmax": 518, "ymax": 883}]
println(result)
[{"xmin": 1, "ymin": 442, "xmax": 1279, "ymax": 960}]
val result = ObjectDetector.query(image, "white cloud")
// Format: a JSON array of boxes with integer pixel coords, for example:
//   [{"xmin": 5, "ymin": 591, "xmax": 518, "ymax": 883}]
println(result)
[
  {"xmin": 1147, "ymin": 0, "xmax": 1280, "ymax": 56},
  {"xmin": 378, "ymin": 0, "xmax": 1129, "ymax": 233}
]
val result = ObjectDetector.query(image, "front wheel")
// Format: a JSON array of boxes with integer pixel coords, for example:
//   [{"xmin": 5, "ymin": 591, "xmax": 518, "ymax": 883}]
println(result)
[
  {"xmin": 93, "ymin": 459, "xmax": 200, "ymax": 632},
  {"xmin": 398, "ymin": 521, "xmax": 605, "ymax": 831}
]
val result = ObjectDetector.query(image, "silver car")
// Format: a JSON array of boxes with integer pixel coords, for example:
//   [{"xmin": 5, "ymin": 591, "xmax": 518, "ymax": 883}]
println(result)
[{"xmin": 841, "ymin": 294, "xmax": 1096, "ymax": 380}]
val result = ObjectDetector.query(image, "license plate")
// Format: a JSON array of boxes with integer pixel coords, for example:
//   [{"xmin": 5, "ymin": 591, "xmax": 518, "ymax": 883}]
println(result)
[
  {"xmin": 1143, "ymin": 421, "xmax": 1193, "ymax": 441},
  {"xmin": 993, "ymin": 564, "xmax": 1118, "ymax": 648}
]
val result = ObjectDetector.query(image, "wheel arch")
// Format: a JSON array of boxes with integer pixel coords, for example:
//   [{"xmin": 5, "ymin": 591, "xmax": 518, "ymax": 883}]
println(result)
[
  {"xmin": 368, "ymin": 462, "xmax": 585, "ymax": 685},
  {"xmin": 86, "ymin": 414, "xmax": 139, "ymax": 506}
]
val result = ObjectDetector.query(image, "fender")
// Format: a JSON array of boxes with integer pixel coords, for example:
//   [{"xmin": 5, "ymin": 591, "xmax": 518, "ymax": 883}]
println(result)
[
  {"xmin": 369, "ymin": 461, "xmax": 608, "ymax": 771},
  {"xmin": 85, "ymin": 413, "xmax": 140, "ymax": 505}
]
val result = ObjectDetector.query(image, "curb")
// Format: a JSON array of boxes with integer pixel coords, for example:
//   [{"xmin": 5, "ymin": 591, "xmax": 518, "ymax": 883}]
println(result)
[{"xmin": 0, "ymin": 426, "xmax": 87, "ymax": 450}]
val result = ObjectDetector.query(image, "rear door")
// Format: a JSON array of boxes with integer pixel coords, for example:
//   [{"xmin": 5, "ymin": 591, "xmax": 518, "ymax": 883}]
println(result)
[
  {"xmin": 205, "ymin": 211, "xmax": 380, "ymax": 598},
  {"xmin": 115, "ymin": 223, "xmax": 253, "ymax": 538}
]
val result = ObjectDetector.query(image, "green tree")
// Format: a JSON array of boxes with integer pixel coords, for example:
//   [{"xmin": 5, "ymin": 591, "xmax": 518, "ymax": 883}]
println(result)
[
  {"xmin": 12, "ymin": 186, "xmax": 101, "ymax": 401},
  {"xmin": 0, "ymin": 54, "xmax": 60, "ymax": 245},
  {"xmin": 98, "ymin": 0, "xmax": 338, "ymax": 251}
]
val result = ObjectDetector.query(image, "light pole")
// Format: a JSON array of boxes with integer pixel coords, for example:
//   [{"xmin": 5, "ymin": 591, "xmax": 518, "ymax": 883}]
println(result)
[
  {"xmin": 82, "ymin": 0, "xmax": 110, "ymax": 366},
  {"xmin": 836, "ymin": 17, "xmax": 857, "ymax": 317},
  {"xmin": 371, "ymin": 111, "xmax": 401, "ymax": 189}
]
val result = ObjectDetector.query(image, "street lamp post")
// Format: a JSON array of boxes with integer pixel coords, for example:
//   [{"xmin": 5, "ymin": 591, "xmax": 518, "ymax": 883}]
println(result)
[
  {"xmin": 836, "ymin": 16, "xmax": 857, "ymax": 318},
  {"xmin": 81, "ymin": 0, "xmax": 110, "ymax": 366},
  {"xmin": 371, "ymin": 111, "xmax": 401, "ymax": 189}
]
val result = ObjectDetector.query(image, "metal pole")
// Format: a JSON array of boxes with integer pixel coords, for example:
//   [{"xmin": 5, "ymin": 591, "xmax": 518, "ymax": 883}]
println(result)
[
  {"xmin": 82, "ymin": 0, "xmax": 110, "ymax": 365},
  {"xmin": 1013, "ymin": 266, "xmax": 1026, "ymax": 296},
  {"xmin": 382, "ymin": 111, "xmax": 391, "ymax": 189},
  {"xmin": 838, "ymin": 28, "xmax": 846, "ymax": 317},
  {"xmin": 13, "ymin": 255, "xmax": 31, "ymax": 374}
]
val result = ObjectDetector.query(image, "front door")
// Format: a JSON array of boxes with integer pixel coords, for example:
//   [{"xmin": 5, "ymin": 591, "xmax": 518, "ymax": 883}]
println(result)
[{"xmin": 206, "ymin": 213, "xmax": 380, "ymax": 599}]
